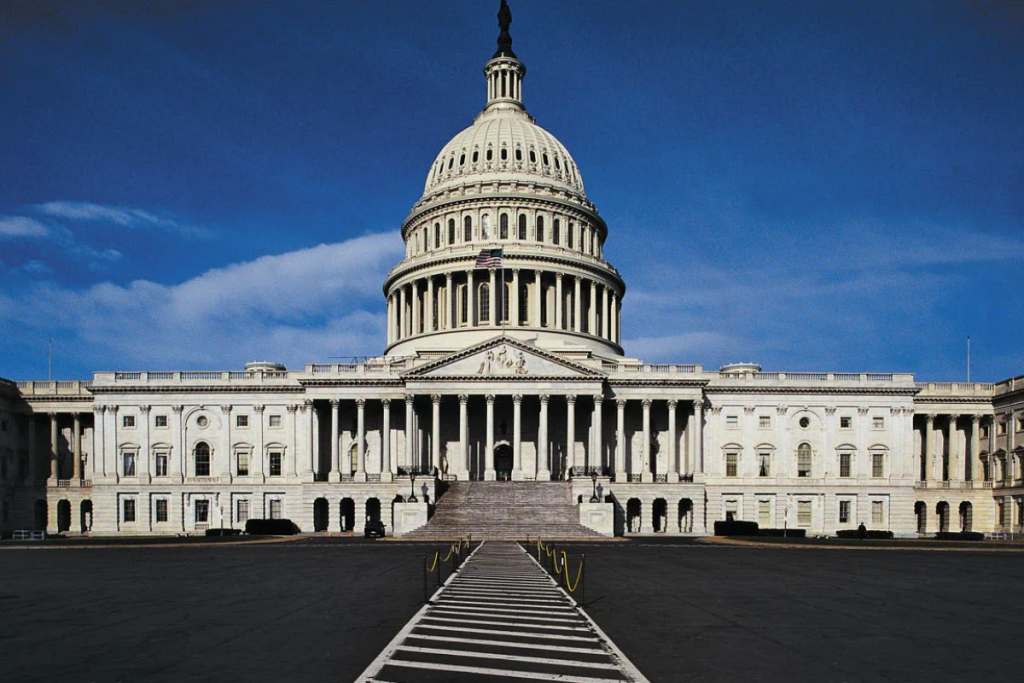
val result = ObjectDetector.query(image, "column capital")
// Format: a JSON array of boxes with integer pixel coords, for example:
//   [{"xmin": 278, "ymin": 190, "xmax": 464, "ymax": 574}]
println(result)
[
  {"xmin": 904, "ymin": 407, "xmax": 915, "ymax": 416},
  {"xmin": 565, "ymin": 394, "xmax": 576, "ymax": 406},
  {"xmin": 539, "ymin": 394, "xmax": 550, "ymax": 405},
  {"xmin": 286, "ymin": 404, "xmax": 298, "ymax": 413},
  {"xmin": 512, "ymin": 394, "xmax": 523, "ymax": 404},
  {"xmin": 616, "ymin": 398, "xmax": 627, "ymax": 409},
  {"xmin": 593, "ymin": 394, "xmax": 604, "ymax": 405},
  {"xmin": 948, "ymin": 413, "xmax": 960, "ymax": 422},
  {"xmin": 445, "ymin": 271, "xmax": 453, "ymax": 281},
  {"xmin": 555, "ymin": 272, "xmax": 563, "ymax": 281},
  {"xmin": 825, "ymin": 406, "xmax": 837, "ymax": 416},
  {"xmin": 139, "ymin": 404, "xmax": 151, "ymax": 414},
  {"xmin": 329, "ymin": 399, "xmax": 340, "ymax": 408},
  {"xmin": 382, "ymin": 398, "xmax": 392, "ymax": 408},
  {"xmin": 971, "ymin": 413, "xmax": 981, "ymax": 423},
  {"xmin": 221, "ymin": 404, "xmax": 232, "ymax": 413},
  {"xmin": 430, "ymin": 394, "xmax": 441, "ymax": 405},
  {"xmin": 404, "ymin": 394, "xmax": 415, "ymax": 403},
  {"xmin": 253, "ymin": 404, "xmax": 265, "ymax": 413},
  {"xmin": 109, "ymin": 405, "xmax": 119, "ymax": 414},
  {"xmin": 93, "ymin": 405, "xmax": 106, "ymax": 414},
  {"xmin": 356, "ymin": 398, "xmax": 366, "ymax": 408},
  {"xmin": 925, "ymin": 413, "xmax": 935, "ymax": 424},
  {"xmin": 458, "ymin": 394, "xmax": 469, "ymax": 405},
  {"xmin": 512, "ymin": 268, "xmax": 520, "ymax": 275},
  {"xmin": 666, "ymin": 399, "xmax": 677, "ymax": 410},
  {"xmin": 301, "ymin": 399, "xmax": 313, "ymax": 412},
  {"xmin": 857, "ymin": 407, "xmax": 869, "ymax": 416},
  {"xmin": 693, "ymin": 398, "xmax": 704, "ymax": 410},
  {"xmin": 485, "ymin": 394, "xmax": 495, "ymax": 405},
  {"xmin": 642, "ymin": 399, "xmax": 652, "ymax": 409},
  {"xmin": 172, "ymin": 405, "xmax": 183, "ymax": 414},
  {"xmin": 776, "ymin": 405, "xmax": 788, "ymax": 416}
]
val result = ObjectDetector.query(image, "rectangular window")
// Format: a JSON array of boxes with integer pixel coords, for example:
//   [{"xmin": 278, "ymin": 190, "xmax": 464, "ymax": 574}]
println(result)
[
  {"xmin": 839, "ymin": 453, "xmax": 852, "ymax": 478},
  {"xmin": 726, "ymin": 415, "xmax": 738, "ymax": 428},
  {"xmin": 123, "ymin": 498, "xmax": 136, "ymax": 522},
  {"xmin": 797, "ymin": 447, "xmax": 812, "ymax": 477},
  {"xmin": 155, "ymin": 453, "xmax": 168, "ymax": 477},
  {"xmin": 195, "ymin": 452, "xmax": 210, "ymax": 477},
  {"xmin": 155, "ymin": 499, "xmax": 168, "ymax": 523},
  {"xmin": 873, "ymin": 416, "xmax": 884, "ymax": 430},
  {"xmin": 724, "ymin": 499, "xmax": 738, "ymax": 523},
  {"xmin": 997, "ymin": 422, "xmax": 1007, "ymax": 435},
  {"xmin": 122, "ymin": 415, "xmax": 136, "ymax": 428},
  {"xmin": 872, "ymin": 453, "xmax": 884, "ymax": 478},
  {"xmin": 236, "ymin": 414, "xmax": 249, "ymax": 428},
  {"xmin": 195, "ymin": 500, "xmax": 210, "ymax": 524},
  {"xmin": 269, "ymin": 499, "xmax": 282, "ymax": 519},
  {"xmin": 797, "ymin": 501, "xmax": 812, "ymax": 527},
  {"xmin": 981, "ymin": 424, "xmax": 990, "ymax": 439},
  {"xmin": 236, "ymin": 499, "xmax": 250, "ymax": 524},
  {"xmin": 237, "ymin": 451, "xmax": 250, "ymax": 476},
  {"xmin": 872, "ymin": 501, "xmax": 884, "ymax": 525},
  {"xmin": 154, "ymin": 415, "xmax": 168, "ymax": 428},
  {"xmin": 758, "ymin": 500, "xmax": 771, "ymax": 527},
  {"xmin": 1017, "ymin": 418, "xmax": 1024, "ymax": 433},
  {"xmin": 839, "ymin": 500, "xmax": 851, "ymax": 524},
  {"xmin": 725, "ymin": 452, "xmax": 738, "ymax": 477},
  {"xmin": 122, "ymin": 451, "xmax": 136, "ymax": 476},
  {"xmin": 269, "ymin": 415, "xmax": 282, "ymax": 428},
  {"xmin": 757, "ymin": 452, "xmax": 770, "ymax": 477},
  {"xmin": 759, "ymin": 415, "xmax": 771, "ymax": 429},
  {"xmin": 269, "ymin": 452, "xmax": 283, "ymax": 476},
  {"xmin": 840, "ymin": 416, "xmax": 852, "ymax": 429}
]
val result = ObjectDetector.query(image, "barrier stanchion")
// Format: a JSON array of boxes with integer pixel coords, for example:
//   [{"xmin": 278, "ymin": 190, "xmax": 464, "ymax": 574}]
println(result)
[
  {"xmin": 435, "ymin": 547, "xmax": 442, "ymax": 587},
  {"xmin": 422, "ymin": 554, "xmax": 429, "ymax": 603}
]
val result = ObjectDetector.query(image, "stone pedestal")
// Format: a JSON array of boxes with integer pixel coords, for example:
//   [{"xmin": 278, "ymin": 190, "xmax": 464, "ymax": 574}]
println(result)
[
  {"xmin": 579, "ymin": 502, "xmax": 614, "ymax": 537},
  {"xmin": 393, "ymin": 502, "xmax": 429, "ymax": 535}
]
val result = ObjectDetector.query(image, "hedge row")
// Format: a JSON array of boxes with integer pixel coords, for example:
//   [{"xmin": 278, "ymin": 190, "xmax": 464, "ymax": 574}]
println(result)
[
  {"xmin": 713, "ymin": 520, "xmax": 760, "ymax": 536},
  {"xmin": 244, "ymin": 519, "xmax": 299, "ymax": 535},
  {"xmin": 757, "ymin": 528, "xmax": 807, "ymax": 538},
  {"xmin": 204, "ymin": 528, "xmax": 242, "ymax": 537},
  {"xmin": 934, "ymin": 531, "xmax": 985, "ymax": 541},
  {"xmin": 836, "ymin": 529, "xmax": 894, "ymax": 539}
]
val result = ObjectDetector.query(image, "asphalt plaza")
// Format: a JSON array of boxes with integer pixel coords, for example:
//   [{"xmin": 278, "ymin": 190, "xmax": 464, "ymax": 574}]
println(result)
[{"xmin": 3, "ymin": 536, "xmax": 1024, "ymax": 682}]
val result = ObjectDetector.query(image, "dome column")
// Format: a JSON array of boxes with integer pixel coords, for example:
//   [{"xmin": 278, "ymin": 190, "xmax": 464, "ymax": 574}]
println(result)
[
  {"xmin": 488, "ymin": 269, "xmax": 497, "ymax": 325},
  {"xmin": 511, "ymin": 269, "xmax": 520, "ymax": 326},
  {"xmin": 426, "ymin": 277, "xmax": 435, "ymax": 333},
  {"xmin": 555, "ymin": 273, "xmax": 563, "ymax": 330},
  {"xmin": 466, "ymin": 270, "xmax": 475, "ymax": 327},
  {"xmin": 533, "ymin": 270, "xmax": 543, "ymax": 327},
  {"xmin": 445, "ymin": 273, "xmax": 454, "ymax": 331},
  {"xmin": 589, "ymin": 280, "xmax": 597, "ymax": 335},
  {"xmin": 573, "ymin": 277, "xmax": 582, "ymax": 333},
  {"xmin": 412, "ymin": 280, "xmax": 420, "ymax": 335},
  {"xmin": 602, "ymin": 286, "xmax": 610, "ymax": 340}
]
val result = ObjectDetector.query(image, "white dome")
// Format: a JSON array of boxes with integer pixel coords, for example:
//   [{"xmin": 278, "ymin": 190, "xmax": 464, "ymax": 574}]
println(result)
[{"xmin": 423, "ymin": 109, "xmax": 586, "ymax": 198}]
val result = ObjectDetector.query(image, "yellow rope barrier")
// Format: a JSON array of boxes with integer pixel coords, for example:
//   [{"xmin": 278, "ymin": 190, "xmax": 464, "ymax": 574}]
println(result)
[
  {"xmin": 563, "ymin": 551, "xmax": 584, "ymax": 593},
  {"xmin": 441, "ymin": 543, "xmax": 456, "ymax": 562},
  {"xmin": 425, "ymin": 550, "xmax": 439, "ymax": 572}
]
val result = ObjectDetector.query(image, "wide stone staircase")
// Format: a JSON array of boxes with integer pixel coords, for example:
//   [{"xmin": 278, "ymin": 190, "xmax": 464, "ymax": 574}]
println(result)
[{"xmin": 400, "ymin": 480, "xmax": 607, "ymax": 540}]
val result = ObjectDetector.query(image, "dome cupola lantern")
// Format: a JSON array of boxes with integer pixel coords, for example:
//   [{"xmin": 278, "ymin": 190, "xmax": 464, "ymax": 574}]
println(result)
[{"xmin": 484, "ymin": 0, "xmax": 526, "ymax": 113}]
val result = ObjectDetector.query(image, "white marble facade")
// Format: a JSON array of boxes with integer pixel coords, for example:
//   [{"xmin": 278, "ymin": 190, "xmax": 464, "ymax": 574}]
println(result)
[{"xmin": 1, "ymin": 5, "xmax": 1021, "ymax": 538}]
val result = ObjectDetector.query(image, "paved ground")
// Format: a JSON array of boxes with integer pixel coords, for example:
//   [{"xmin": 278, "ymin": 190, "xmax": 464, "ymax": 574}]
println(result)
[
  {"xmin": 549, "ymin": 538, "xmax": 1024, "ymax": 683},
  {"xmin": 358, "ymin": 541, "xmax": 644, "ymax": 682},
  {"xmin": 5, "ymin": 536, "xmax": 1024, "ymax": 682},
  {"xmin": 0, "ymin": 537, "xmax": 450, "ymax": 683}
]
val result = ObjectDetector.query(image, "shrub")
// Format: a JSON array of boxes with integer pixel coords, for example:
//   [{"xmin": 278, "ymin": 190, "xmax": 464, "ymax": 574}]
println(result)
[
  {"xmin": 836, "ymin": 529, "xmax": 894, "ymax": 539},
  {"xmin": 245, "ymin": 519, "xmax": 298, "ymax": 535},
  {"xmin": 757, "ymin": 528, "xmax": 806, "ymax": 538},
  {"xmin": 935, "ymin": 531, "xmax": 985, "ymax": 541},
  {"xmin": 204, "ymin": 528, "xmax": 241, "ymax": 537},
  {"xmin": 714, "ymin": 520, "xmax": 760, "ymax": 536}
]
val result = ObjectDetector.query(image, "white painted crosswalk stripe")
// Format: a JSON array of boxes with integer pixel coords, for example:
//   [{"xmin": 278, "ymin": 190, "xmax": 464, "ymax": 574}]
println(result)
[{"xmin": 356, "ymin": 541, "xmax": 649, "ymax": 683}]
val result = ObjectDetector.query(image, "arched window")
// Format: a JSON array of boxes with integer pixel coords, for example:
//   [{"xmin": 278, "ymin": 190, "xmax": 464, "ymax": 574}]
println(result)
[
  {"xmin": 499, "ymin": 214, "xmax": 508, "ymax": 239},
  {"xmin": 542, "ymin": 152, "xmax": 549, "ymax": 166},
  {"xmin": 536, "ymin": 216, "xmax": 545, "ymax": 241},
  {"xmin": 472, "ymin": 149, "xmax": 479, "ymax": 163},
  {"xmin": 349, "ymin": 443, "xmax": 359, "ymax": 474},
  {"xmin": 447, "ymin": 157, "xmax": 453, "ymax": 170},
  {"xmin": 195, "ymin": 442, "xmax": 211, "ymax": 477},
  {"xmin": 519, "ymin": 282, "xmax": 529, "ymax": 324},
  {"xmin": 478, "ymin": 283, "xmax": 490, "ymax": 322},
  {"xmin": 486, "ymin": 147, "xmax": 493, "ymax": 162},
  {"xmin": 567, "ymin": 222, "xmax": 574, "ymax": 249},
  {"xmin": 553, "ymin": 219, "xmax": 560, "ymax": 245},
  {"xmin": 422, "ymin": 227, "xmax": 428, "ymax": 251},
  {"xmin": 459, "ymin": 284, "xmax": 468, "ymax": 325},
  {"xmin": 434, "ymin": 223, "xmax": 440, "ymax": 249},
  {"xmin": 529, "ymin": 149, "xmax": 537, "ymax": 163},
  {"xmin": 501, "ymin": 282, "xmax": 511, "ymax": 323},
  {"xmin": 518, "ymin": 214, "xmax": 526, "ymax": 240},
  {"xmin": 797, "ymin": 443, "xmax": 812, "ymax": 478},
  {"xmin": 515, "ymin": 147, "xmax": 522, "ymax": 161},
  {"xmin": 464, "ymin": 216, "xmax": 472, "ymax": 241},
  {"xmin": 447, "ymin": 219, "xmax": 455, "ymax": 245},
  {"xmin": 482, "ymin": 214, "xmax": 491, "ymax": 239},
  {"xmin": 459, "ymin": 153, "xmax": 465, "ymax": 166},
  {"xmin": 554, "ymin": 156, "xmax": 561, "ymax": 170},
  {"xmin": 500, "ymin": 147, "xmax": 508, "ymax": 161}
]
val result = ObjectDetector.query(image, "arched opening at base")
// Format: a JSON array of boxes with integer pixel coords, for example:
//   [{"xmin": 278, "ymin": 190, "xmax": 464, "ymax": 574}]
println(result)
[
  {"xmin": 366, "ymin": 497, "xmax": 381, "ymax": 523},
  {"xmin": 340, "ymin": 498, "xmax": 355, "ymax": 532},
  {"xmin": 959, "ymin": 501, "xmax": 973, "ymax": 533},
  {"xmin": 627, "ymin": 498, "xmax": 642, "ymax": 533},
  {"xmin": 678, "ymin": 498, "xmax": 693, "ymax": 533},
  {"xmin": 915, "ymin": 501, "xmax": 927, "ymax": 534},
  {"xmin": 494, "ymin": 444, "xmax": 513, "ymax": 481},
  {"xmin": 57, "ymin": 500, "xmax": 71, "ymax": 533},
  {"xmin": 34, "ymin": 499, "xmax": 47, "ymax": 531},
  {"xmin": 652, "ymin": 498, "xmax": 667, "ymax": 533},
  {"xmin": 80, "ymin": 500, "xmax": 93, "ymax": 533},
  {"xmin": 936, "ymin": 501, "xmax": 950, "ymax": 533},
  {"xmin": 313, "ymin": 497, "xmax": 329, "ymax": 532}
]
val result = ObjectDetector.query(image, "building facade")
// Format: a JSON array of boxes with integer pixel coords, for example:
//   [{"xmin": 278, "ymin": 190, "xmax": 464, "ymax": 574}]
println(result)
[{"xmin": 1, "ymin": 3, "xmax": 1020, "ymax": 538}]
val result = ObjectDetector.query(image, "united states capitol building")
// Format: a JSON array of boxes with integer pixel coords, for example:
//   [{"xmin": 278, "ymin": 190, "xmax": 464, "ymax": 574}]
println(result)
[{"xmin": 2, "ymin": 3, "xmax": 1022, "ymax": 539}]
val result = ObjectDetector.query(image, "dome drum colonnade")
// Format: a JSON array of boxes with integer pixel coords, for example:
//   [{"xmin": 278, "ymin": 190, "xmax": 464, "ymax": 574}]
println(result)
[{"xmin": 382, "ymin": 5, "xmax": 624, "ymax": 359}]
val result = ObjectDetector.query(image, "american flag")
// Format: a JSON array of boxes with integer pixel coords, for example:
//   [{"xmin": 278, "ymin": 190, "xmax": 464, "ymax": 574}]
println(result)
[{"xmin": 475, "ymin": 248, "xmax": 503, "ymax": 269}]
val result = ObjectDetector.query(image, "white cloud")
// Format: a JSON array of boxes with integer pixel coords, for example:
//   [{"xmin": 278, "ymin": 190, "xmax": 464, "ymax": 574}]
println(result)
[
  {"xmin": 0, "ymin": 215, "xmax": 57, "ymax": 240},
  {"xmin": 33, "ymin": 201, "xmax": 211, "ymax": 238},
  {"xmin": 22, "ymin": 260, "xmax": 54, "ymax": 275},
  {"xmin": 2, "ymin": 232, "xmax": 404, "ymax": 370}
]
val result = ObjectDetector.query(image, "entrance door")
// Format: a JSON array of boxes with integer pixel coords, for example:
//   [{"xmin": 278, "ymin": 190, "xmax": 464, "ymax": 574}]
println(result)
[{"xmin": 494, "ymin": 445, "xmax": 513, "ymax": 481}]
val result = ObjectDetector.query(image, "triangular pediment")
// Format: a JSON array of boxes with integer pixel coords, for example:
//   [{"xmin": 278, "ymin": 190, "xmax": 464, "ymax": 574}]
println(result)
[{"xmin": 405, "ymin": 337, "xmax": 605, "ymax": 379}]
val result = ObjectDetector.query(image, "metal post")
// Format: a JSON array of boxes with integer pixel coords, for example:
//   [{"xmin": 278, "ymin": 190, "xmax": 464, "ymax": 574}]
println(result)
[
  {"xmin": 422, "ymin": 555, "xmax": 428, "ymax": 603},
  {"xmin": 580, "ymin": 554, "xmax": 586, "ymax": 607},
  {"xmin": 436, "ymin": 549, "xmax": 442, "ymax": 588}
]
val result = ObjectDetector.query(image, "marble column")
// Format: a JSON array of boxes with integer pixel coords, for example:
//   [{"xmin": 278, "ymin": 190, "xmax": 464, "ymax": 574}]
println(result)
[
  {"xmin": 641, "ymin": 399, "xmax": 653, "ymax": 482},
  {"xmin": 555, "ymin": 273, "xmax": 563, "ymax": 330},
  {"xmin": 573, "ymin": 277, "xmax": 582, "ymax": 332},
  {"xmin": 693, "ymin": 399, "xmax": 705, "ymax": 476},
  {"xmin": 667, "ymin": 399, "xmax": 679, "ymax": 482},
  {"xmin": 458, "ymin": 395, "xmax": 468, "ymax": 479},
  {"xmin": 512, "ymin": 394, "xmax": 523, "ymax": 480},
  {"xmin": 538, "ymin": 395, "xmax": 550, "ymax": 480},
  {"xmin": 431, "ymin": 395, "xmax": 441, "ymax": 475},
  {"xmin": 511, "ymin": 269, "xmax": 520, "ymax": 326},
  {"xmin": 405, "ymin": 395, "xmax": 415, "ymax": 473},
  {"xmin": 589, "ymin": 280, "xmax": 597, "ymax": 335},
  {"xmin": 90, "ymin": 408, "xmax": 102, "ymax": 477},
  {"xmin": 485, "ymin": 395, "xmax": 496, "ymax": 480},
  {"xmin": 592, "ymin": 395, "xmax": 603, "ymax": 474},
  {"xmin": 399, "ymin": 285, "xmax": 407, "ymax": 338},
  {"xmin": 924, "ymin": 414, "xmax": 934, "ymax": 481},
  {"xmin": 287, "ymin": 404, "xmax": 299, "ymax": 476},
  {"xmin": 565, "ymin": 395, "xmax": 576, "ymax": 479},
  {"xmin": 329, "ymin": 399, "xmax": 340, "ymax": 481},
  {"xmin": 381, "ymin": 399, "xmax": 392, "ymax": 481},
  {"xmin": 615, "ymin": 399, "xmax": 627, "ymax": 480},
  {"xmin": 533, "ymin": 270, "xmax": 543, "ymax": 327},
  {"xmin": 412, "ymin": 280, "xmax": 420, "ymax": 335},
  {"xmin": 466, "ymin": 270, "xmax": 475, "ymax": 327},
  {"xmin": 426, "ymin": 277, "xmax": 435, "ymax": 333},
  {"xmin": 970, "ymin": 414, "xmax": 981, "ymax": 482},
  {"xmin": 445, "ymin": 273, "xmax": 454, "ymax": 331},
  {"xmin": 948, "ymin": 414, "xmax": 960, "ymax": 482},
  {"xmin": 49, "ymin": 413, "xmax": 58, "ymax": 481},
  {"xmin": 27, "ymin": 414, "xmax": 37, "ymax": 481},
  {"xmin": 602, "ymin": 286, "xmax": 610, "ymax": 340},
  {"xmin": 355, "ymin": 398, "xmax": 366, "ymax": 481},
  {"xmin": 73, "ymin": 413, "xmax": 82, "ymax": 481}
]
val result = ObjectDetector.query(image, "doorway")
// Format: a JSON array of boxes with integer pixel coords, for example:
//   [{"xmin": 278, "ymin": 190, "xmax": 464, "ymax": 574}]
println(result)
[{"xmin": 494, "ymin": 444, "xmax": 513, "ymax": 480}]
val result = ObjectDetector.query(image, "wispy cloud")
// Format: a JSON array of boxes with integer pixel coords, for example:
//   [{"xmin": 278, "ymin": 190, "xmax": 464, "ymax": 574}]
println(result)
[
  {"xmin": 22, "ymin": 260, "xmax": 54, "ymax": 275},
  {"xmin": 33, "ymin": 201, "xmax": 212, "ymax": 238},
  {"xmin": 1, "ymin": 232, "xmax": 404, "ymax": 370},
  {"xmin": 0, "ymin": 215, "xmax": 63, "ymax": 240}
]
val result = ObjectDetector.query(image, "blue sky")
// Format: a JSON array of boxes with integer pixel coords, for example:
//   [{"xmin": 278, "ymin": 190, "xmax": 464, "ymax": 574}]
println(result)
[{"xmin": 1, "ymin": 0, "xmax": 1021, "ymax": 382}]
